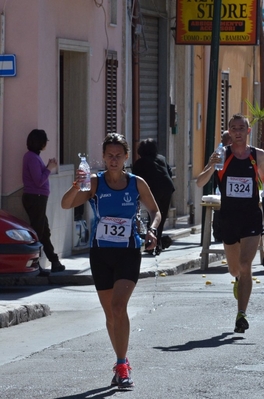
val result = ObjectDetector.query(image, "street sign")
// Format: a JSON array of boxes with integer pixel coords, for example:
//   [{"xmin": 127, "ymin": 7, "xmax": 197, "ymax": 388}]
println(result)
[{"xmin": 0, "ymin": 54, "xmax": 16, "ymax": 77}]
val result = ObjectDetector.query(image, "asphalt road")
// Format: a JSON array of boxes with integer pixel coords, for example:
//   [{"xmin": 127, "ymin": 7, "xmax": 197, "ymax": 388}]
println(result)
[{"xmin": 1, "ymin": 260, "xmax": 264, "ymax": 399}]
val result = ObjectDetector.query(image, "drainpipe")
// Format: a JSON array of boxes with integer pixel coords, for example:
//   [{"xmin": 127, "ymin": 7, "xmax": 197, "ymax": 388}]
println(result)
[
  {"xmin": 132, "ymin": 0, "xmax": 140, "ymax": 164},
  {"xmin": 0, "ymin": 12, "xmax": 5, "ymax": 208}
]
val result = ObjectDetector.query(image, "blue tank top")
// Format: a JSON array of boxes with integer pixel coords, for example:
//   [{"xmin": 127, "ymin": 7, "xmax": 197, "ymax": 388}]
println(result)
[{"xmin": 89, "ymin": 172, "xmax": 141, "ymax": 248}]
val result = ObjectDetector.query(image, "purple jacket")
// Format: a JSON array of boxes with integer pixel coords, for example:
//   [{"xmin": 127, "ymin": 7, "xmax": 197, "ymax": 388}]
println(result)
[{"xmin": 22, "ymin": 151, "xmax": 51, "ymax": 196}]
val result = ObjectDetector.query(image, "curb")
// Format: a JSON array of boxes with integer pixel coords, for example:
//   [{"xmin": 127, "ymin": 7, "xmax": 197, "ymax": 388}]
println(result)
[
  {"xmin": 0, "ymin": 303, "xmax": 51, "ymax": 328},
  {"xmin": 0, "ymin": 229, "xmax": 203, "ymax": 287},
  {"xmin": 139, "ymin": 253, "xmax": 224, "ymax": 279},
  {"xmin": 0, "ymin": 251, "xmax": 224, "ymax": 287}
]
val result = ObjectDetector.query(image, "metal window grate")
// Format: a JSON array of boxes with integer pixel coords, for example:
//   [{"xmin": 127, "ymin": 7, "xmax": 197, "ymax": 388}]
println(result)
[
  {"xmin": 106, "ymin": 52, "xmax": 118, "ymax": 134},
  {"xmin": 220, "ymin": 72, "xmax": 229, "ymax": 134}
]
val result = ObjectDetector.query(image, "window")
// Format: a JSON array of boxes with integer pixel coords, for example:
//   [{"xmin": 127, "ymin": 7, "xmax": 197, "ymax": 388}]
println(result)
[
  {"xmin": 105, "ymin": 51, "xmax": 118, "ymax": 134},
  {"xmin": 110, "ymin": 0, "xmax": 117, "ymax": 25}
]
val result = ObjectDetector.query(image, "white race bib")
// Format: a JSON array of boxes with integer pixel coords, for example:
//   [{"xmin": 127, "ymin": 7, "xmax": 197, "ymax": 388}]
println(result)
[
  {"xmin": 226, "ymin": 176, "xmax": 253, "ymax": 198},
  {"xmin": 96, "ymin": 216, "xmax": 132, "ymax": 242}
]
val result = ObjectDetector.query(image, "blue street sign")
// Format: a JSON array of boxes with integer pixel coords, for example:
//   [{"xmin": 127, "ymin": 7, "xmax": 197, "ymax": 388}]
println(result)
[{"xmin": 0, "ymin": 54, "xmax": 16, "ymax": 77}]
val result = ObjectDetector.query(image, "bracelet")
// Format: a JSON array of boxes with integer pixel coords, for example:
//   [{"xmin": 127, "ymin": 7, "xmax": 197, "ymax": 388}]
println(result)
[
  {"xmin": 148, "ymin": 227, "xmax": 157, "ymax": 237},
  {"xmin": 72, "ymin": 181, "xmax": 80, "ymax": 190}
]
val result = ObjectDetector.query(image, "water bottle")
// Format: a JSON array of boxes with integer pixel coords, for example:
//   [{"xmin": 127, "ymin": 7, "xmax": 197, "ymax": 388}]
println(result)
[
  {"xmin": 215, "ymin": 185, "xmax": 221, "ymax": 195},
  {"xmin": 215, "ymin": 143, "xmax": 225, "ymax": 170},
  {"xmin": 78, "ymin": 153, "xmax": 91, "ymax": 191}
]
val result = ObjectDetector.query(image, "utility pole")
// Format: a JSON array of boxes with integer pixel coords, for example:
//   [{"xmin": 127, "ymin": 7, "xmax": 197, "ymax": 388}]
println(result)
[
  {"xmin": 201, "ymin": 0, "xmax": 222, "ymax": 242},
  {"xmin": 260, "ymin": 0, "xmax": 264, "ymax": 149},
  {"xmin": 0, "ymin": 12, "xmax": 5, "ymax": 208},
  {"xmin": 203, "ymin": 1, "xmax": 222, "ymax": 195}
]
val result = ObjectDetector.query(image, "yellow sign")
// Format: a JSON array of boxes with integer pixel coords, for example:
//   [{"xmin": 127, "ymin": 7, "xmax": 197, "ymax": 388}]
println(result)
[{"xmin": 176, "ymin": 0, "xmax": 258, "ymax": 45}]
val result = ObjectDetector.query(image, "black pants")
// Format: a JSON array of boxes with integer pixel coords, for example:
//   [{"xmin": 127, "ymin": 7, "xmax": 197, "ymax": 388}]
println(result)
[
  {"xmin": 146, "ymin": 193, "xmax": 172, "ymax": 248},
  {"xmin": 212, "ymin": 210, "xmax": 222, "ymax": 242},
  {"xmin": 22, "ymin": 193, "xmax": 58, "ymax": 262}
]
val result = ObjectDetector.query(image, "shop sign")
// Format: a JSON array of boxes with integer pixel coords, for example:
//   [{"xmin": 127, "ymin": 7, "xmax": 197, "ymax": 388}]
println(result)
[{"xmin": 176, "ymin": 0, "xmax": 258, "ymax": 45}]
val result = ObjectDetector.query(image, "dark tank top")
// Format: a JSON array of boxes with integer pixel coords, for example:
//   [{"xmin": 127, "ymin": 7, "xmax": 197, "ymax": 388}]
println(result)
[{"xmin": 217, "ymin": 146, "xmax": 259, "ymax": 215}]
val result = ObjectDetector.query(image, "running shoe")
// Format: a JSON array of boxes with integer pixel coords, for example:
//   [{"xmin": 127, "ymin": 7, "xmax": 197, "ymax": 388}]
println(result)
[
  {"xmin": 233, "ymin": 277, "xmax": 239, "ymax": 300},
  {"xmin": 234, "ymin": 311, "xmax": 249, "ymax": 333},
  {"xmin": 111, "ymin": 362, "xmax": 134, "ymax": 389},
  {"xmin": 111, "ymin": 358, "xmax": 131, "ymax": 387}
]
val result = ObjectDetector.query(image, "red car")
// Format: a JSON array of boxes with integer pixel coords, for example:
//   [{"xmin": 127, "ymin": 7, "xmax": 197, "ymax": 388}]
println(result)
[{"xmin": 0, "ymin": 210, "xmax": 42, "ymax": 276}]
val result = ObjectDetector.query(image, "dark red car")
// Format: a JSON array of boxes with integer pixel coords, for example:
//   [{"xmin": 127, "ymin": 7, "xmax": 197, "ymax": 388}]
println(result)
[{"xmin": 0, "ymin": 210, "xmax": 42, "ymax": 276}]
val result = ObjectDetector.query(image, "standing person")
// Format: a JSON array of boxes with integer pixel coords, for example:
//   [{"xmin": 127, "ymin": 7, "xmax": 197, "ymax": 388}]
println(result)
[
  {"xmin": 132, "ymin": 139, "xmax": 175, "ymax": 255},
  {"xmin": 22, "ymin": 129, "xmax": 65, "ymax": 276},
  {"xmin": 212, "ymin": 130, "xmax": 232, "ymax": 242},
  {"xmin": 61, "ymin": 133, "xmax": 161, "ymax": 388},
  {"xmin": 197, "ymin": 113, "xmax": 264, "ymax": 333}
]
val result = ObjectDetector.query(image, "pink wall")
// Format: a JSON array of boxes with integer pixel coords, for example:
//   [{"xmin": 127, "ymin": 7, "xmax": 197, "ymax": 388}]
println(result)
[{"xmin": 0, "ymin": 0, "xmax": 123, "ymax": 195}]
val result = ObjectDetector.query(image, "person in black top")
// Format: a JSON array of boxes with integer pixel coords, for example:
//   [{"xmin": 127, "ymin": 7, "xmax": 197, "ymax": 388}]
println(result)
[
  {"xmin": 132, "ymin": 139, "xmax": 175, "ymax": 254},
  {"xmin": 197, "ymin": 114, "xmax": 264, "ymax": 334}
]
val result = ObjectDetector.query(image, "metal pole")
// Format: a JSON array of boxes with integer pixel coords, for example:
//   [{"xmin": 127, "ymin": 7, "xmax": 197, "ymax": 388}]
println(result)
[
  {"xmin": 0, "ymin": 12, "xmax": 5, "ymax": 208},
  {"xmin": 260, "ymin": 0, "xmax": 264, "ymax": 149},
  {"xmin": 201, "ymin": 0, "xmax": 222, "ymax": 242}
]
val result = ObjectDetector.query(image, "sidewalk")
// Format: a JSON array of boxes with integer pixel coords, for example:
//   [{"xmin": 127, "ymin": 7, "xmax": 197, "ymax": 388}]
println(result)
[
  {"xmin": 0, "ymin": 221, "xmax": 225, "ymax": 287},
  {"xmin": 0, "ymin": 220, "xmax": 227, "ymax": 327}
]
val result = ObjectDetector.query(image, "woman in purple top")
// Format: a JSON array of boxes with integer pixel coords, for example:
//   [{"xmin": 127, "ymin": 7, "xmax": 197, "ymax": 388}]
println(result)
[{"xmin": 22, "ymin": 129, "xmax": 65, "ymax": 275}]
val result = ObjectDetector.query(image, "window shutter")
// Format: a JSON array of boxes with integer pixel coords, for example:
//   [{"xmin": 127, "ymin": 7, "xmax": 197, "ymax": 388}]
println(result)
[
  {"xmin": 220, "ymin": 72, "xmax": 229, "ymax": 134},
  {"xmin": 106, "ymin": 52, "xmax": 118, "ymax": 134}
]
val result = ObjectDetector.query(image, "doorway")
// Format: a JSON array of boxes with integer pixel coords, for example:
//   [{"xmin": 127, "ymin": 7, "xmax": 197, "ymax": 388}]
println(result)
[{"xmin": 58, "ymin": 39, "xmax": 90, "ymax": 249}]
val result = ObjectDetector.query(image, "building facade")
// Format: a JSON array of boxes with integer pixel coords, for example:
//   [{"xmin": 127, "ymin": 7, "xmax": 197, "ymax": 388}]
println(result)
[
  {"xmin": 0, "ymin": 0, "xmax": 261, "ymax": 263},
  {"xmin": 0, "ymin": 0, "xmax": 126, "ymax": 264},
  {"xmin": 0, "ymin": 0, "xmax": 177, "ymax": 264}
]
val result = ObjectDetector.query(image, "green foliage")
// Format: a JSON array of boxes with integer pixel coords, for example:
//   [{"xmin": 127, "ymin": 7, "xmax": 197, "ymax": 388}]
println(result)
[
  {"xmin": 245, "ymin": 99, "xmax": 264, "ymax": 125},
  {"xmin": 245, "ymin": 99, "xmax": 264, "ymax": 148}
]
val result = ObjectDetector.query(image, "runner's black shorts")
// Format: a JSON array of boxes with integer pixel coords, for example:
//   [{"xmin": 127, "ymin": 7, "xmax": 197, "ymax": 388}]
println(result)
[
  {"xmin": 220, "ymin": 207, "xmax": 262, "ymax": 245},
  {"xmin": 89, "ymin": 247, "xmax": 141, "ymax": 290}
]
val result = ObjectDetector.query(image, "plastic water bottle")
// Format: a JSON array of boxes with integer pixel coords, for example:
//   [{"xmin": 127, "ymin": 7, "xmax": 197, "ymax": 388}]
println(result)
[
  {"xmin": 215, "ymin": 185, "xmax": 221, "ymax": 195},
  {"xmin": 215, "ymin": 143, "xmax": 225, "ymax": 170},
  {"xmin": 78, "ymin": 153, "xmax": 91, "ymax": 191}
]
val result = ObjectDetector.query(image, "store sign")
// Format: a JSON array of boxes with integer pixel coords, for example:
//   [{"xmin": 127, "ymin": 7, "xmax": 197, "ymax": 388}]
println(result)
[{"xmin": 176, "ymin": 0, "xmax": 258, "ymax": 45}]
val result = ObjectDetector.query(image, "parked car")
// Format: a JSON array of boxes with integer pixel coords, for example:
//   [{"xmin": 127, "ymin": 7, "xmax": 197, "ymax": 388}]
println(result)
[{"xmin": 0, "ymin": 210, "xmax": 42, "ymax": 276}]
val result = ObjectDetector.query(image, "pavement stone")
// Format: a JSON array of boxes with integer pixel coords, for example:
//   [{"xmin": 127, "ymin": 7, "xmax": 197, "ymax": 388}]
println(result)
[
  {"xmin": 0, "ymin": 302, "xmax": 51, "ymax": 328},
  {"xmin": 0, "ymin": 223, "xmax": 227, "ymax": 328}
]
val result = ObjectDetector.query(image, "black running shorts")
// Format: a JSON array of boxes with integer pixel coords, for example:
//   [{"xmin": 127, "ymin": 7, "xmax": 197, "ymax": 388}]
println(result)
[
  {"xmin": 89, "ymin": 247, "xmax": 141, "ymax": 290},
  {"xmin": 220, "ymin": 207, "xmax": 262, "ymax": 245}
]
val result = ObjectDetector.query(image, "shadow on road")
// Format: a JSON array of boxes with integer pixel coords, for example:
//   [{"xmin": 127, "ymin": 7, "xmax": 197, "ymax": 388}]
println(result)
[
  {"xmin": 153, "ymin": 332, "xmax": 255, "ymax": 352},
  {"xmin": 56, "ymin": 385, "xmax": 133, "ymax": 398},
  {"xmin": 0, "ymin": 284, "xmax": 90, "ymax": 301}
]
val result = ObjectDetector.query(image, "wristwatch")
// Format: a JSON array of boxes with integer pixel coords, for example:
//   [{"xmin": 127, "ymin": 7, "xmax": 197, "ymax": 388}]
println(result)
[{"xmin": 148, "ymin": 227, "xmax": 157, "ymax": 237}]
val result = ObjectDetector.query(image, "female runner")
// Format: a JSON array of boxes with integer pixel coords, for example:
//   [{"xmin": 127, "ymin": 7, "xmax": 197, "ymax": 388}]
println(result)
[{"xmin": 61, "ymin": 133, "xmax": 161, "ymax": 388}]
